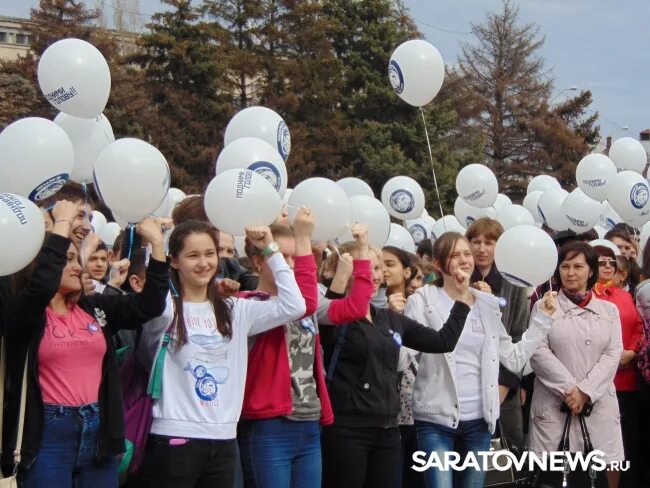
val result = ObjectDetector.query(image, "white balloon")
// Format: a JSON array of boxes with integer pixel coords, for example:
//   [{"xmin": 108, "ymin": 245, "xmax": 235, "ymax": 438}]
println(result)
[
  {"xmin": 381, "ymin": 176, "xmax": 425, "ymax": 220},
  {"xmin": 431, "ymin": 215, "xmax": 465, "ymax": 238},
  {"xmin": 216, "ymin": 137, "xmax": 288, "ymax": 196},
  {"xmin": 523, "ymin": 191, "xmax": 544, "ymax": 224},
  {"xmin": 152, "ymin": 191, "xmax": 172, "ymax": 218},
  {"xmin": 288, "ymin": 178, "xmax": 352, "ymax": 242},
  {"xmin": 527, "ymin": 175, "xmax": 561, "ymax": 195},
  {"xmin": 224, "ymin": 106, "xmax": 290, "ymax": 161},
  {"xmin": 204, "ymin": 169, "xmax": 282, "ymax": 236},
  {"xmin": 0, "ymin": 193, "xmax": 45, "ymax": 276},
  {"xmin": 94, "ymin": 138, "xmax": 171, "ymax": 223},
  {"xmin": 600, "ymin": 202, "xmax": 622, "ymax": 230},
  {"xmin": 454, "ymin": 197, "xmax": 495, "ymax": 229},
  {"xmin": 168, "ymin": 188, "xmax": 186, "ymax": 208},
  {"xmin": 609, "ymin": 137, "xmax": 647, "ymax": 174},
  {"xmin": 575, "ymin": 154, "xmax": 617, "ymax": 202},
  {"xmin": 606, "ymin": 170, "xmax": 650, "ymax": 222},
  {"xmin": 337, "ymin": 177, "xmax": 374, "ymax": 198},
  {"xmin": 0, "ymin": 117, "xmax": 73, "ymax": 202},
  {"xmin": 405, "ymin": 218, "xmax": 432, "ymax": 245},
  {"xmin": 589, "ymin": 239, "xmax": 621, "ymax": 256},
  {"xmin": 562, "ymin": 188, "xmax": 603, "ymax": 233},
  {"xmin": 639, "ymin": 222, "xmax": 650, "ymax": 262},
  {"xmin": 389, "ymin": 40, "xmax": 445, "ymax": 107},
  {"xmin": 420, "ymin": 208, "xmax": 429, "ymax": 219},
  {"xmin": 54, "ymin": 112, "xmax": 115, "ymax": 183},
  {"xmin": 627, "ymin": 210, "xmax": 650, "ymax": 229},
  {"xmin": 537, "ymin": 188, "xmax": 569, "ymax": 231},
  {"xmin": 492, "ymin": 194, "xmax": 512, "ymax": 211},
  {"xmin": 337, "ymin": 195, "xmax": 390, "ymax": 248},
  {"xmin": 98, "ymin": 222, "xmax": 122, "ymax": 248},
  {"xmin": 38, "ymin": 38, "xmax": 111, "ymax": 119},
  {"xmin": 91, "ymin": 210, "xmax": 107, "ymax": 234},
  {"xmin": 593, "ymin": 225, "xmax": 607, "ymax": 239},
  {"xmin": 385, "ymin": 223, "xmax": 416, "ymax": 253},
  {"xmin": 496, "ymin": 204, "xmax": 535, "ymax": 230},
  {"xmin": 495, "ymin": 225, "xmax": 558, "ymax": 287},
  {"xmin": 456, "ymin": 164, "xmax": 498, "ymax": 208},
  {"xmin": 423, "ymin": 215, "xmax": 437, "ymax": 229},
  {"xmin": 234, "ymin": 235, "xmax": 246, "ymax": 258}
]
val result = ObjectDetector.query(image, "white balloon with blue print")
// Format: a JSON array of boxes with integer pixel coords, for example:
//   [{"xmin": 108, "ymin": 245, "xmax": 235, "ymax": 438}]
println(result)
[
  {"xmin": 216, "ymin": 137, "xmax": 288, "ymax": 197},
  {"xmin": 495, "ymin": 225, "xmax": 557, "ymax": 288},
  {"xmin": 381, "ymin": 176, "xmax": 425, "ymax": 221}
]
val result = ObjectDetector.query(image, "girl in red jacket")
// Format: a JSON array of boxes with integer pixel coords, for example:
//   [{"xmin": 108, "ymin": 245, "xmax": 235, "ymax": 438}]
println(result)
[{"xmin": 238, "ymin": 209, "xmax": 374, "ymax": 488}]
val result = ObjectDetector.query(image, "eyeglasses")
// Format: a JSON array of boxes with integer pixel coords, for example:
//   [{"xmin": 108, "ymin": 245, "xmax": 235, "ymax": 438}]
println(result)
[{"xmin": 598, "ymin": 259, "xmax": 616, "ymax": 268}]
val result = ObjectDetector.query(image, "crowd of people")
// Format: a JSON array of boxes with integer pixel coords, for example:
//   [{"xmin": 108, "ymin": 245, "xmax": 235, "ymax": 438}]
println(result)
[{"xmin": 0, "ymin": 181, "xmax": 649, "ymax": 488}]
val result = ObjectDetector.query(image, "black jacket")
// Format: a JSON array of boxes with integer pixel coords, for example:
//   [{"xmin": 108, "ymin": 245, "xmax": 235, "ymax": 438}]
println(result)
[
  {"xmin": 322, "ymin": 302, "xmax": 469, "ymax": 429},
  {"xmin": 2, "ymin": 234, "xmax": 169, "ymax": 469},
  {"xmin": 219, "ymin": 257, "xmax": 258, "ymax": 291}
]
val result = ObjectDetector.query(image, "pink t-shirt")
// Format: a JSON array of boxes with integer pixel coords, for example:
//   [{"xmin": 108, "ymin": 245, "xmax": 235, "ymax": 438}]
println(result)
[{"xmin": 39, "ymin": 305, "xmax": 107, "ymax": 406}]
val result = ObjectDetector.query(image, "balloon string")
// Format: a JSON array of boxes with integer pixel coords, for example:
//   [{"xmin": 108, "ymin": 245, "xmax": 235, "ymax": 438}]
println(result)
[
  {"xmin": 127, "ymin": 225, "xmax": 135, "ymax": 260},
  {"xmin": 419, "ymin": 107, "xmax": 445, "ymax": 221},
  {"xmin": 81, "ymin": 182, "xmax": 89, "ymax": 269}
]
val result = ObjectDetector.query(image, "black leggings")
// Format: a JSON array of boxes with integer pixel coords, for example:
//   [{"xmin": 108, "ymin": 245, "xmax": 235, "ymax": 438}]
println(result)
[
  {"xmin": 322, "ymin": 423, "xmax": 400, "ymax": 488},
  {"xmin": 137, "ymin": 434, "xmax": 238, "ymax": 488}
]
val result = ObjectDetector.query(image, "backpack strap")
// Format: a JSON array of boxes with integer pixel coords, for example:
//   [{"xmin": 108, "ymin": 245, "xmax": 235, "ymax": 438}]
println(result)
[
  {"xmin": 146, "ymin": 306, "xmax": 178, "ymax": 399},
  {"xmin": 326, "ymin": 324, "xmax": 349, "ymax": 388}
]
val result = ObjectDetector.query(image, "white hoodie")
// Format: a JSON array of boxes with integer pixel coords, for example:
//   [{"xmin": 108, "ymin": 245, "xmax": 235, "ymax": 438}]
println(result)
[{"xmin": 137, "ymin": 253, "xmax": 306, "ymax": 440}]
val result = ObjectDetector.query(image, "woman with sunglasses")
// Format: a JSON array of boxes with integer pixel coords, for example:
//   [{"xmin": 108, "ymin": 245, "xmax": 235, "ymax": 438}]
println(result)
[{"xmin": 592, "ymin": 245, "xmax": 643, "ymax": 487}]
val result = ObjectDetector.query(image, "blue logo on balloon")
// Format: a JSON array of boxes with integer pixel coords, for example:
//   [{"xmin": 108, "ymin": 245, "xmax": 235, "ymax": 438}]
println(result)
[
  {"xmin": 501, "ymin": 271, "xmax": 533, "ymax": 288},
  {"xmin": 276, "ymin": 121, "xmax": 291, "ymax": 161},
  {"xmin": 249, "ymin": 161, "xmax": 281, "ymax": 192},
  {"xmin": 409, "ymin": 224, "xmax": 427, "ymax": 244},
  {"xmin": 29, "ymin": 173, "xmax": 69, "ymax": 202},
  {"xmin": 390, "ymin": 189, "xmax": 415, "ymax": 214},
  {"xmin": 388, "ymin": 60, "xmax": 404, "ymax": 94},
  {"xmin": 630, "ymin": 182, "xmax": 649, "ymax": 210}
]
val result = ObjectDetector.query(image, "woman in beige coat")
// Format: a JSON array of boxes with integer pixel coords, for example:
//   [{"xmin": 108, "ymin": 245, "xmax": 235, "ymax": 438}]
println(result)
[{"xmin": 529, "ymin": 241, "xmax": 624, "ymax": 488}]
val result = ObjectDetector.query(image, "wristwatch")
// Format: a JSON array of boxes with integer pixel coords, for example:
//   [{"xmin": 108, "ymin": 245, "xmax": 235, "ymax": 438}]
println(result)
[{"xmin": 262, "ymin": 241, "xmax": 280, "ymax": 257}]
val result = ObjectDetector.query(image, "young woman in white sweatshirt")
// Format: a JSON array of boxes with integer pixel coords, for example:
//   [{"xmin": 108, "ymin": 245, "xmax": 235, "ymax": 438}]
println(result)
[
  {"xmin": 404, "ymin": 232, "xmax": 556, "ymax": 488},
  {"xmin": 135, "ymin": 220, "xmax": 306, "ymax": 487}
]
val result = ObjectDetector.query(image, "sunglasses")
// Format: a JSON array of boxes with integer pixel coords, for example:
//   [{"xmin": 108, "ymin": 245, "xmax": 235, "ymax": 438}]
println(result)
[{"xmin": 598, "ymin": 259, "xmax": 616, "ymax": 268}]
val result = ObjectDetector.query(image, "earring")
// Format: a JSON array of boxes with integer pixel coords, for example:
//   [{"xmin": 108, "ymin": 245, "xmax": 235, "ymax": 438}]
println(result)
[{"xmin": 257, "ymin": 266, "xmax": 262, "ymax": 273}]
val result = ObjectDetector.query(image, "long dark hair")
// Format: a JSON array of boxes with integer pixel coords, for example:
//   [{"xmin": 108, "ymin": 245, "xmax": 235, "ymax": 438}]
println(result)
[
  {"xmin": 382, "ymin": 245, "xmax": 418, "ymax": 292},
  {"xmin": 168, "ymin": 220, "xmax": 232, "ymax": 345}
]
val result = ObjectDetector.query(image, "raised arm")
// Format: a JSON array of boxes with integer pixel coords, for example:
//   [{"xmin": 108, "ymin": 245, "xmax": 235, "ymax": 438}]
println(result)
[
  {"xmin": 293, "ymin": 207, "xmax": 318, "ymax": 317},
  {"xmin": 399, "ymin": 301, "xmax": 470, "ymax": 353},
  {"xmin": 87, "ymin": 217, "xmax": 169, "ymax": 332},
  {"xmin": 318, "ymin": 224, "xmax": 373, "ymax": 325},
  {"xmin": 240, "ymin": 226, "xmax": 306, "ymax": 336}
]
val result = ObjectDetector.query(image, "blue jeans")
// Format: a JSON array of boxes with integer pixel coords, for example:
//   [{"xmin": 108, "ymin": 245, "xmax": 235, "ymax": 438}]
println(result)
[
  {"xmin": 415, "ymin": 419, "xmax": 492, "ymax": 488},
  {"xmin": 239, "ymin": 417, "xmax": 321, "ymax": 488},
  {"xmin": 20, "ymin": 403, "xmax": 117, "ymax": 488}
]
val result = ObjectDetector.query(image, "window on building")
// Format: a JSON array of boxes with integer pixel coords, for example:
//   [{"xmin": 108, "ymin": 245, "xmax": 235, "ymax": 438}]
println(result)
[
  {"xmin": 15, "ymin": 34, "xmax": 30, "ymax": 45},
  {"xmin": 0, "ymin": 32, "xmax": 8, "ymax": 43}
]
